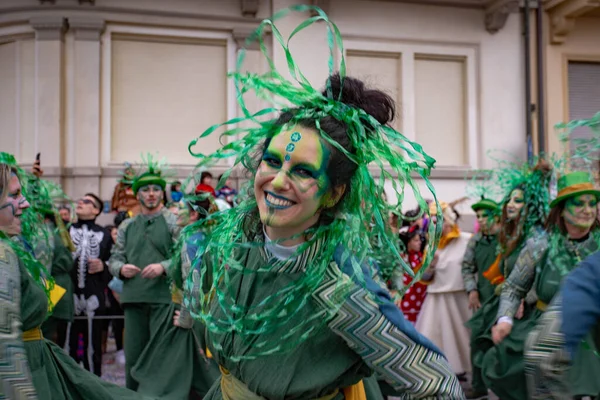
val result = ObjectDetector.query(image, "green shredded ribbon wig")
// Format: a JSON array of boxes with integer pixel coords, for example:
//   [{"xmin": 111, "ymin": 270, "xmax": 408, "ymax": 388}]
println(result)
[
  {"xmin": 0, "ymin": 152, "xmax": 57, "ymax": 313},
  {"xmin": 182, "ymin": 5, "xmax": 442, "ymax": 359}
]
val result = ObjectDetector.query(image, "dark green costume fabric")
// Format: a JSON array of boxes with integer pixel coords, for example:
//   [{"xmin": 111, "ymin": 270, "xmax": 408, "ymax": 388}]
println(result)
[
  {"xmin": 468, "ymin": 242, "xmax": 523, "ymax": 383},
  {"xmin": 192, "ymin": 230, "xmax": 462, "ymax": 399},
  {"xmin": 131, "ymin": 300, "xmax": 220, "ymax": 399},
  {"xmin": 473, "ymin": 235, "xmax": 498, "ymax": 303},
  {"xmin": 482, "ymin": 231, "xmax": 600, "ymax": 400},
  {"xmin": 108, "ymin": 208, "xmax": 179, "ymax": 390},
  {"xmin": 41, "ymin": 227, "xmax": 74, "ymax": 341},
  {"xmin": 118, "ymin": 214, "xmax": 173, "ymax": 305},
  {"xmin": 203, "ymin": 244, "xmax": 371, "ymax": 400},
  {"xmin": 130, "ymin": 232, "xmax": 220, "ymax": 400},
  {"xmin": 17, "ymin": 249, "xmax": 148, "ymax": 399},
  {"xmin": 462, "ymin": 233, "xmax": 498, "ymax": 393}
]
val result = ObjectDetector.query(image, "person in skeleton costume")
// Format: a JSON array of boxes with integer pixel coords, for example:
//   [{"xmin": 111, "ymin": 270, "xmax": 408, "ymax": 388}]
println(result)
[
  {"xmin": 108, "ymin": 155, "xmax": 180, "ymax": 390},
  {"xmin": 68, "ymin": 192, "xmax": 113, "ymax": 377}
]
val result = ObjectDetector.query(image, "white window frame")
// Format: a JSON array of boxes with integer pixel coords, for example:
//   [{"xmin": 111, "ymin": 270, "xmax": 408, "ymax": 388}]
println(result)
[
  {"xmin": 99, "ymin": 24, "xmax": 237, "ymax": 167},
  {"xmin": 343, "ymin": 38, "xmax": 479, "ymax": 170}
]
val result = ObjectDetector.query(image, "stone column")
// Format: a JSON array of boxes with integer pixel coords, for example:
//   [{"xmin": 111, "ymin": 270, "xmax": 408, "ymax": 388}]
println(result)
[
  {"xmin": 29, "ymin": 16, "xmax": 66, "ymax": 178},
  {"xmin": 67, "ymin": 16, "xmax": 105, "ymax": 199}
]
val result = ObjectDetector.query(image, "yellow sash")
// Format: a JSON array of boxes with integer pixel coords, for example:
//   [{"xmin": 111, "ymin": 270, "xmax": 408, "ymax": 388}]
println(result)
[
  {"xmin": 219, "ymin": 366, "xmax": 366, "ymax": 400},
  {"xmin": 171, "ymin": 289, "xmax": 183, "ymax": 305},
  {"xmin": 343, "ymin": 380, "xmax": 367, "ymax": 400},
  {"xmin": 22, "ymin": 327, "xmax": 43, "ymax": 341},
  {"xmin": 48, "ymin": 283, "xmax": 66, "ymax": 311},
  {"xmin": 536, "ymin": 300, "xmax": 547, "ymax": 312}
]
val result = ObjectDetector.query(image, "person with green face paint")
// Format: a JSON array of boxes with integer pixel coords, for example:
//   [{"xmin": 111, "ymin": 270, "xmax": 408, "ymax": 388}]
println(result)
[
  {"xmin": 486, "ymin": 171, "xmax": 600, "ymax": 399},
  {"xmin": 0, "ymin": 157, "xmax": 151, "ymax": 400},
  {"xmin": 461, "ymin": 196, "xmax": 500, "ymax": 400},
  {"xmin": 524, "ymin": 250, "xmax": 600, "ymax": 399},
  {"xmin": 108, "ymin": 157, "xmax": 180, "ymax": 391},
  {"xmin": 459, "ymin": 158, "xmax": 551, "ymax": 400},
  {"xmin": 130, "ymin": 194, "xmax": 220, "ymax": 399},
  {"xmin": 181, "ymin": 7, "xmax": 464, "ymax": 399}
]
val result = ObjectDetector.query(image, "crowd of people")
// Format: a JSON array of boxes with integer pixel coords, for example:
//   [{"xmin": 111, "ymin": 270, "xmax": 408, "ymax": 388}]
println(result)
[{"xmin": 2, "ymin": 5, "xmax": 600, "ymax": 400}]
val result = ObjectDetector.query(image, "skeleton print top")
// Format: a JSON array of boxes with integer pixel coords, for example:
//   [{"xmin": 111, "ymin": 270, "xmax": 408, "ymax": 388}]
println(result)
[{"xmin": 69, "ymin": 219, "xmax": 113, "ymax": 304}]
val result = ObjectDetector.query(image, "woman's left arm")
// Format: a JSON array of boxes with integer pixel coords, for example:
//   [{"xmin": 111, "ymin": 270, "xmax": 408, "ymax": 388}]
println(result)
[
  {"xmin": 0, "ymin": 246, "xmax": 38, "ymax": 399},
  {"xmin": 313, "ymin": 261, "xmax": 464, "ymax": 399}
]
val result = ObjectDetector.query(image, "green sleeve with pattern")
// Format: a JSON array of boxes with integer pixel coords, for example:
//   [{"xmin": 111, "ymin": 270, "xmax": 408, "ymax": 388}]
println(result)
[
  {"xmin": 313, "ymin": 265, "xmax": 464, "ymax": 399},
  {"xmin": 0, "ymin": 244, "xmax": 38, "ymax": 399},
  {"xmin": 176, "ymin": 241, "xmax": 193, "ymax": 329},
  {"xmin": 461, "ymin": 234, "xmax": 479, "ymax": 293},
  {"xmin": 160, "ymin": 209, "xmax": 181, "ymax": 274},
  {"xmin": 524, "ymin": 295, "xmax": 570, "ymax": 399},
  {"xmin": 108, "ymin": 218, "xmax": 133, "ymax": 277},
  {"xmin": 498, "ymin": 236, "xmax": 548, "ymax": 319}
]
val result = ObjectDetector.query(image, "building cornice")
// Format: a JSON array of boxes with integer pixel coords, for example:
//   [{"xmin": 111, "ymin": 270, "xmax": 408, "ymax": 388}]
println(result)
[
  {"xmin": 544, "ymin": 0, "xmax": 600, "ymax": 44},
  {"xmin": 29, "ymin": 15, "xmax": 66, "ymax": 40},
  {"xmin": 484, "ymin": 0, "xmax": 520, "ymax": 33}
]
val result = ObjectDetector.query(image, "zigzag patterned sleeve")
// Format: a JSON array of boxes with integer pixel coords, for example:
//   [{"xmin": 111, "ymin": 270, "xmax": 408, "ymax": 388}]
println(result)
[
  {"xmin": 0, "ymin": 245, "xmax": 38, "ymax": 399},
  {"xmin": 498, "ymin": 237, "xmax": 547, "ymax": 319},
  {"xmin": 524, "ymin": 295, "xmax": 570, "ymax": 399},
  {"xmin": 316, "ymin": 271, "xmax": 464, "ymax": 399},
  {"xmin": 461, "ymin": 234, "xmax": 478, "ymax": 293}
]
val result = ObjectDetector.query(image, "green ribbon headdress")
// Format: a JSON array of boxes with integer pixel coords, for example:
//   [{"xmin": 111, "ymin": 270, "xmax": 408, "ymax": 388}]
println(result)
[
  {"xmin": 0, "ymin": 152, "xmax": 57, "ymax": 313},
  {"xmin": 183, "ymin": 5, "xmax": 442, "ymax": 359}
]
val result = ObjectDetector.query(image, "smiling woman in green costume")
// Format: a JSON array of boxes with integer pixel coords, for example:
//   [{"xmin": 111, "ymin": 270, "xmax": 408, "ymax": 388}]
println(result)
[{"xmin": 181, "ymin": 6, "xmax": 464, "ymax": 400}]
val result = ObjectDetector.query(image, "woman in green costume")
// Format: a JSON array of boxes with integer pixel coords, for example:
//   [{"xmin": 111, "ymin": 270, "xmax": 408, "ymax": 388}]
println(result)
[
  {"xmin": 131, "ymin": 195, "xmax": 220, "ymax": 399},
  {"xmin": 183, "ymin": 6, "xmax": 463, "ymax": 399},
  {"xmin": 0, "ymin": 157, "xmax": 151, "ymax": 400},
  {"xmin": 484, "ymin": 171, "xmax": 600, "ymax": 400},
  {"xmin": 465, "ymin": 160, "xmax": 551, "ymax": 399}
]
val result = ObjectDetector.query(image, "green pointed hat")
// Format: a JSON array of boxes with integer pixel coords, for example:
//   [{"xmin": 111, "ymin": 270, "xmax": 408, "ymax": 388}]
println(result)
[
  {"xmin": 132, "ymin": 172, "xmax": 166, "ymax": 194},
  {"xmin": 131, "ymin": 154, "xmax": 172, "ymax": 194},
  {"xmin": 550, "ymin": 171, "xmax": 600, "ymax": 208},
  {"xmin": 471, "ymin": 195, "xmax": 499, "ymax": 212}
]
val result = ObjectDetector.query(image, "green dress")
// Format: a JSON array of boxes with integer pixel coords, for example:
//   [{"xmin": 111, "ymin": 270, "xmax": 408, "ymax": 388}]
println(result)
[
  {"xmin": 461, "ymin": 233, "xmax": 501, "ymax": 393},
  {"xmin": 131, "ymin": 231, "xmax": 220, "ymax": 399},
  {"xmin": 467, "ymin": 241, "xmax": 524, "ymax": 389},
  {"xmin": 481, "ymin": 230, "xmax": 600, "ymax": 400},
  {"xmin": 108, "ymin": 208, "xmax": 180, "ymax": 390},
  {"xmin": 0, "ymin": 240, "xmax": 148, "ymax": 400},
  {"xmin": 194, "ymin": 232, "xmax": 465, "ymax": 400},
  {"xmin": 41, "ymin": 225, "xmax": 75, "ymax": 340}
]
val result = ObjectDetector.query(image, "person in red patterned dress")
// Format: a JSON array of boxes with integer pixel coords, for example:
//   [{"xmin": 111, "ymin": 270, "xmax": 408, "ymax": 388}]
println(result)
[{"xmin": 398, "ymin": 225, "xmax": 427, "ymax": 324}]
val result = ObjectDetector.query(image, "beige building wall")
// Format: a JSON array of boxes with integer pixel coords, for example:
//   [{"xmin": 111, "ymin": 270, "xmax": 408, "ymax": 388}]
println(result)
[
  {"xmin": 544, "ymin": 15, "xmax": 600, "ymax": 156},
  {"xmin": 0, "ymin": 0, "xmax": 526, "ymax": 219}
]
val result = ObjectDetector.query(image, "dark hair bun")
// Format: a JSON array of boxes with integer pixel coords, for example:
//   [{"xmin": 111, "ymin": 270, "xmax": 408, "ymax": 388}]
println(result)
[
  {"xmin": 323, "ymin": 73, "xmax": 395, "ymax": 126},
  {"xmin": 533, "ymin": 158, "xmax": 552, "ymax": 177}
]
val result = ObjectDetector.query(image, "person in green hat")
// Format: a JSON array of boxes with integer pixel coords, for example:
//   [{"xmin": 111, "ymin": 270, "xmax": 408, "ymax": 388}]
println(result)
[
  {"xmin": 461, "ymin": 196, "xmax": 501, "ymax": 399},
  {"xmin": 489, "ymin": 170, "xmax": 600, "ymax": 399},
  {"xmin": 524, "ymin": 250, "xmax": 600, "ymax": 399},
  {"xmin": 108, "ymin": 156, "xmax": 180, "ymax": 390},
  {"xmin": 130, "ymin": 194, "xmax": 221, "ymax": 399}
]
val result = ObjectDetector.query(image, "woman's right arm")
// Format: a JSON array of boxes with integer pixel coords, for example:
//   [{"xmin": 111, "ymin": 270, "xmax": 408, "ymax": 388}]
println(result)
[
  {"xmin": 0, "ymin": 245, "xmax": 38, "ymax": 399},
  {"xmin": 497, "ymin": 237, "xmax": 547, "ymax": 321}
]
